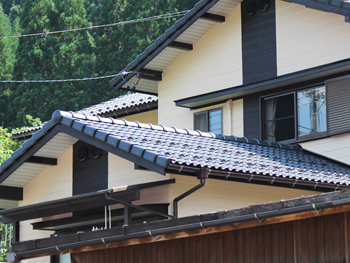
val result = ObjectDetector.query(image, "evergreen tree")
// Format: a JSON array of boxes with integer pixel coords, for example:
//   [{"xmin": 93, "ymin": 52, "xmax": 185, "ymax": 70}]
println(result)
[
  {"xmin": 94, "ymin": 0, "xmax": 198, "ymax": 102},
  {"xmin": 9, "ymin": 0, "xmax": 96, "ymax": 127},
  {"xmin": 0, "ymin": 3, "xmax": 17, "ymax": 127}
]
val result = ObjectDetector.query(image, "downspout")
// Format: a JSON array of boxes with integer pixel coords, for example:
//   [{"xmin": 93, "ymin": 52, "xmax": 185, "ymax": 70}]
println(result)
[{"xmin": 173, "ymin": 167, "xmax": 209, "ymax": 218}]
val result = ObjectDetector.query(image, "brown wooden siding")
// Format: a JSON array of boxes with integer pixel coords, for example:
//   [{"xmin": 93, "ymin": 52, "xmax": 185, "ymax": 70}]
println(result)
[{"xmin": 71, "ymin": 211, "xmax": 350, "ymax": 263}]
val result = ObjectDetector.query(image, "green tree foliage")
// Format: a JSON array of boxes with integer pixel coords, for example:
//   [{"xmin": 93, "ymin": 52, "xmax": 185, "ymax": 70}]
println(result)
[
  {"xmin": 0, "ymin": 4, "xmax": 18, "ymax": 128},
  {"xmin": 1, "ymin": 0, "xmax": 199, "ymax": 128},
  {"xmin": 94, "ymin": 0, "xmax": 198, "ymax": 102},
  {"xmin": 0, "ymin": 115, "xmax": 41, "ymax": 163},
  {"xmin": 8, "ymin": 0, "xmax": 96, "ymax": 127}
]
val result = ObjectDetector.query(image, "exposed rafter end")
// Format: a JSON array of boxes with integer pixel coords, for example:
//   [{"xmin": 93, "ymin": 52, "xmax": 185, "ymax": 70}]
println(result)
[
  {"xmin": 0, "ymin": 185, "xmax": 23, "ymax": 201},
  {"xmin": 26, "ymin": 156, "xmax": 57, "ymax": 166},
  {"xmin": 169, "ymin": 41, "xmax": 193, "ymax": 51},
  {"xmin": 200, "ymin": 13, "xmax": 225, "ymax": 23},
  {"xmin": 138, "ymin": 69, "xmax": 162, "ymax": 81}
]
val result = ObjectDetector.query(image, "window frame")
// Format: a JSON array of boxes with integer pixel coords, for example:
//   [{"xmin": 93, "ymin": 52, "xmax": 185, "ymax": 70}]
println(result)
[
  {"xmin": 261, "ymin": 85, "xmax": 328, "ymax": 143},
  {"xmin": 194, "ymin": 107, "xmax": 223, "ymax": 134}
]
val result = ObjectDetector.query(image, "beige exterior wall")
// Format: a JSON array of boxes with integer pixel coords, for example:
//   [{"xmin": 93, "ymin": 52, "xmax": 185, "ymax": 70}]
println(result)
[
  {"xmin": 108, "ymin": 153, "xmax": 169, "ymax": 189},
  {"xmin": 19, "ymin": 147, "xmax": 73, "ymax": 263},
  {"xmin": 121, "ymin": 109, "xmax": 158, "ymax": 124},
  {"xmin": 230, "ymin": 99, "xmax": 244, "ymax": 137},
  {"xmin": 276, "ymin": 0, "xmax": 350, "ymax": 76},
  {"xmin": 301, "ymin": 132, "xmax": 350, "ymax": 165},
  {"xmin": 158, "ymin": 7, "xmax": 242, "ymax": 128},
  {"xmin": 169, "ymin": 174, "xmax": 317, "ymax": 218}
]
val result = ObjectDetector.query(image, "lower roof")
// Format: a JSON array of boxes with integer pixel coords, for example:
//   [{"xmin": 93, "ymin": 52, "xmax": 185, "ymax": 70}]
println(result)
[
  {"xmin": 2, "ymin": 110, "xmax": 350, "ymax": 192},
  {"xmin": 8, "ymin": 189, "xmax": 350, "ymax": 261},
  {"xmin": 0, "ymin": 179, "xmax": 174, "ymax": 223}
]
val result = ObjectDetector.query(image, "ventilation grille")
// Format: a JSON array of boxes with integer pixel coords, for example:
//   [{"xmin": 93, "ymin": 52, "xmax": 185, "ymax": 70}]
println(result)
[{"xmin": 327, "ymin": 75, "xmax": 350, "ymax": 135}]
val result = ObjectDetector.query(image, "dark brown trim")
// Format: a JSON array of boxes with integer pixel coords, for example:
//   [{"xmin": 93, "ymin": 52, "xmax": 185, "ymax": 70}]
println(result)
[
  {"xmin": 200, "ymin": 12, "xmax": 225, "ymax": 22},
  {"xmin": 0, "ymin": 186, "xmax": 23, "ymax": 201},
  {"xmin": 168, "ymin": 41, "xmax": 193, "ymax": 51},
  {"xmin": 9, "ymin": 192, "xmax": 350, "ymax": 260},
  {"xmin": 0, "ymin": 190, "xmax": 140, "ymax": 223},
  {"xmin": 0, "ymin": 126, "xmax": 61, "ymax": 184},
  {"xmin": 57, "ymin": 125, "xmax": 167, "ymax": 175},
  {"xmin": 26, "ymin": 156, "xmax": 57, "ymax": 166}
]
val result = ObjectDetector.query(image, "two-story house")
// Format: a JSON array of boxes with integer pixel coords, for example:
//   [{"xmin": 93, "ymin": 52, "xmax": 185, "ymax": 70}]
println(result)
[{"xmin": 2, "ymin": 0, "xmax": 350, "ymax": 262}]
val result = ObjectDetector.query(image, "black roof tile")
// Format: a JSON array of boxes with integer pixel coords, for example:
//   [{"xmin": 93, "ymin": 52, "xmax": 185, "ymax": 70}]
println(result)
[{"xmin": 3, "ymin": 110, "xmax": 350, "ymax": 187}]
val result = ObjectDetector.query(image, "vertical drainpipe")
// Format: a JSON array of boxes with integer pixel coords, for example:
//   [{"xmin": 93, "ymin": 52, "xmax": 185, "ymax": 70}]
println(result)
[
  {"xmin": 173, "ymin": 168, "xmax": 210, "ymax": 218},
  {"xmin": 227, "ymin": 99, "xmax": 233, "ymax": 135}
]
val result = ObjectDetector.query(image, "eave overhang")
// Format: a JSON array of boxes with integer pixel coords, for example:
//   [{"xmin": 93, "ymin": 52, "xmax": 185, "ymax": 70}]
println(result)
[
  {"xmin": 110, "ymin": 0, "xmax": 240, "ymax": 94},
  {"xmin": 175, "ymin": 58, "xmax": 350, "ymax": 109},
  {"xmin": 8, "ymin": 189, "xmax": 350, "ymax": 262}
]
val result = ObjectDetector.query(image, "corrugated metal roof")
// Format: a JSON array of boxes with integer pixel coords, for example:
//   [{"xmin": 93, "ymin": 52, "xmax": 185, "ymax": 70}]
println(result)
[{"xmin": 3, "ymin": 110, "xmax": 350, "ymax": 188}]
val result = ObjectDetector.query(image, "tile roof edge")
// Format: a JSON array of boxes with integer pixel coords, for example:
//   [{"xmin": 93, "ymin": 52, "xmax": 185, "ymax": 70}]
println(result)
[
  {"xmin": 56, "ymin": 110, "xmax": 301, "ymax": 152},
  {"xmin": 0, "ymin": 119, "xmax": 56, "ymax": 175}
]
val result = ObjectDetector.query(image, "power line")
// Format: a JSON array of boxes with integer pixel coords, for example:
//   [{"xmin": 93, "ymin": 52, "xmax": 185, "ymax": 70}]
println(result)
[
  {"xmin": 0, "ymin": 10, "xmax": 188, "ymax": 40},
  {"xmin": 0, "ymin": 72, "xmax": 131, "ymax": 83}
]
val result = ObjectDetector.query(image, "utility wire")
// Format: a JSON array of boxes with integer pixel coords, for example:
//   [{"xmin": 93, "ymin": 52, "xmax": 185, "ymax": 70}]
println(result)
[
  {"xmin": 0, "ymin": 10, "xmax": 188, "ymax": 40},
  {"xmin": 0, "ymin": 72, "xmax": 130, "ymax": 83}
]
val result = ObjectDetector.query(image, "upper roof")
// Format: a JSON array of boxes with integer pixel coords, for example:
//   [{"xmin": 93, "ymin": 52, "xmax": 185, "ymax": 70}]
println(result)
[
  {"xmin": 76, "ymin": 92, "xmax": 158, "ymax": 117},
  {"xmin": 2, "ymin": 110, "xmax": 350, "ymax": 190},
  {"xmin": 110, "ymin": 0, "xmax": 350, "ymax": 95},
  {"xmin": 12, "ymin": 92, "xmax": 158, "ymax": 140},
  {"xmin": 110, "ymin": 0, "xmax": 239, "ymax": 94}
]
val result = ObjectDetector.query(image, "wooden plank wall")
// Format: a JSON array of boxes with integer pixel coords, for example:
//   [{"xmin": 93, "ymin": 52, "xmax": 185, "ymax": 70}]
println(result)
[{"xmin": 71, "ymin": 212, "xmax": 350, "ymax": 263}]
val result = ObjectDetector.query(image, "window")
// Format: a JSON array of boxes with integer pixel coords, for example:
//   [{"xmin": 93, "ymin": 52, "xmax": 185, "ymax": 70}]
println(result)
[
  {"xmin": 263, "ymin": 86, "xmax": 326, "ymax": 142},
  {"xmin": 194, "ymin": 108, "xmax": 222, "ymax": 134}
]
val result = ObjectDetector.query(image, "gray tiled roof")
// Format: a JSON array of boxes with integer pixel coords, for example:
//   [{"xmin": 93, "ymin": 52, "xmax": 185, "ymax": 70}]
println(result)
[
  {"xmin": 4, "ymin": 110, "xmax": 350, "ymax": 187},
  {"xmin": 12, "ymin": 92, "xmax": 158, "ymax": 139},
  {"xmin": 76, "ymin": 92, "xmax": 158, "ymax": 116}
]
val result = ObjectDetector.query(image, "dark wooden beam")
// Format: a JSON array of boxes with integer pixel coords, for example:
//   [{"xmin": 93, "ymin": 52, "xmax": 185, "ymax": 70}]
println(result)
[
  {"xmin": 26, "ymin": 156, "xmax": 57, "ymax": 166},
  {"xmin": 137, "ymin": 69, "xmax": 162, "ymax": 81},
  {"xmin": 200, "ymin": 13, "xmax": 225, "ymax": 23},
  {"xmin": 168, "ymin": 41, "xmax": 193, "ymax": 51},
  {"xmin": 0, "ymin": 185, "xmax": 23, "ymax": 201}
]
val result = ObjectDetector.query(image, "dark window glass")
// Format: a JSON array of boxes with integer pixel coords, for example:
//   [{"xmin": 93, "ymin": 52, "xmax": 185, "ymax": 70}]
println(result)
[
  {"xmin": 194, "ymin": 108, "xmax": 222, "ymax": 134},
  {"xmin": 194, "ymin": 111, "xmax": 208, "ymax": 132},
  {"xmin": 263, "ymin": 86, "xmax": 327, "ymax": 142},
  {"xmin": 264, "ymin": 94, "xmax": 295, "ymax": 142}
]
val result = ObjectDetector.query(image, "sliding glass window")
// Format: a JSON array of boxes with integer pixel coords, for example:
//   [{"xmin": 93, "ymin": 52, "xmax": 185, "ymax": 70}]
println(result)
[{"xmin": 263, "ymin": 86, "xmax": 326, "ymax": 142}]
